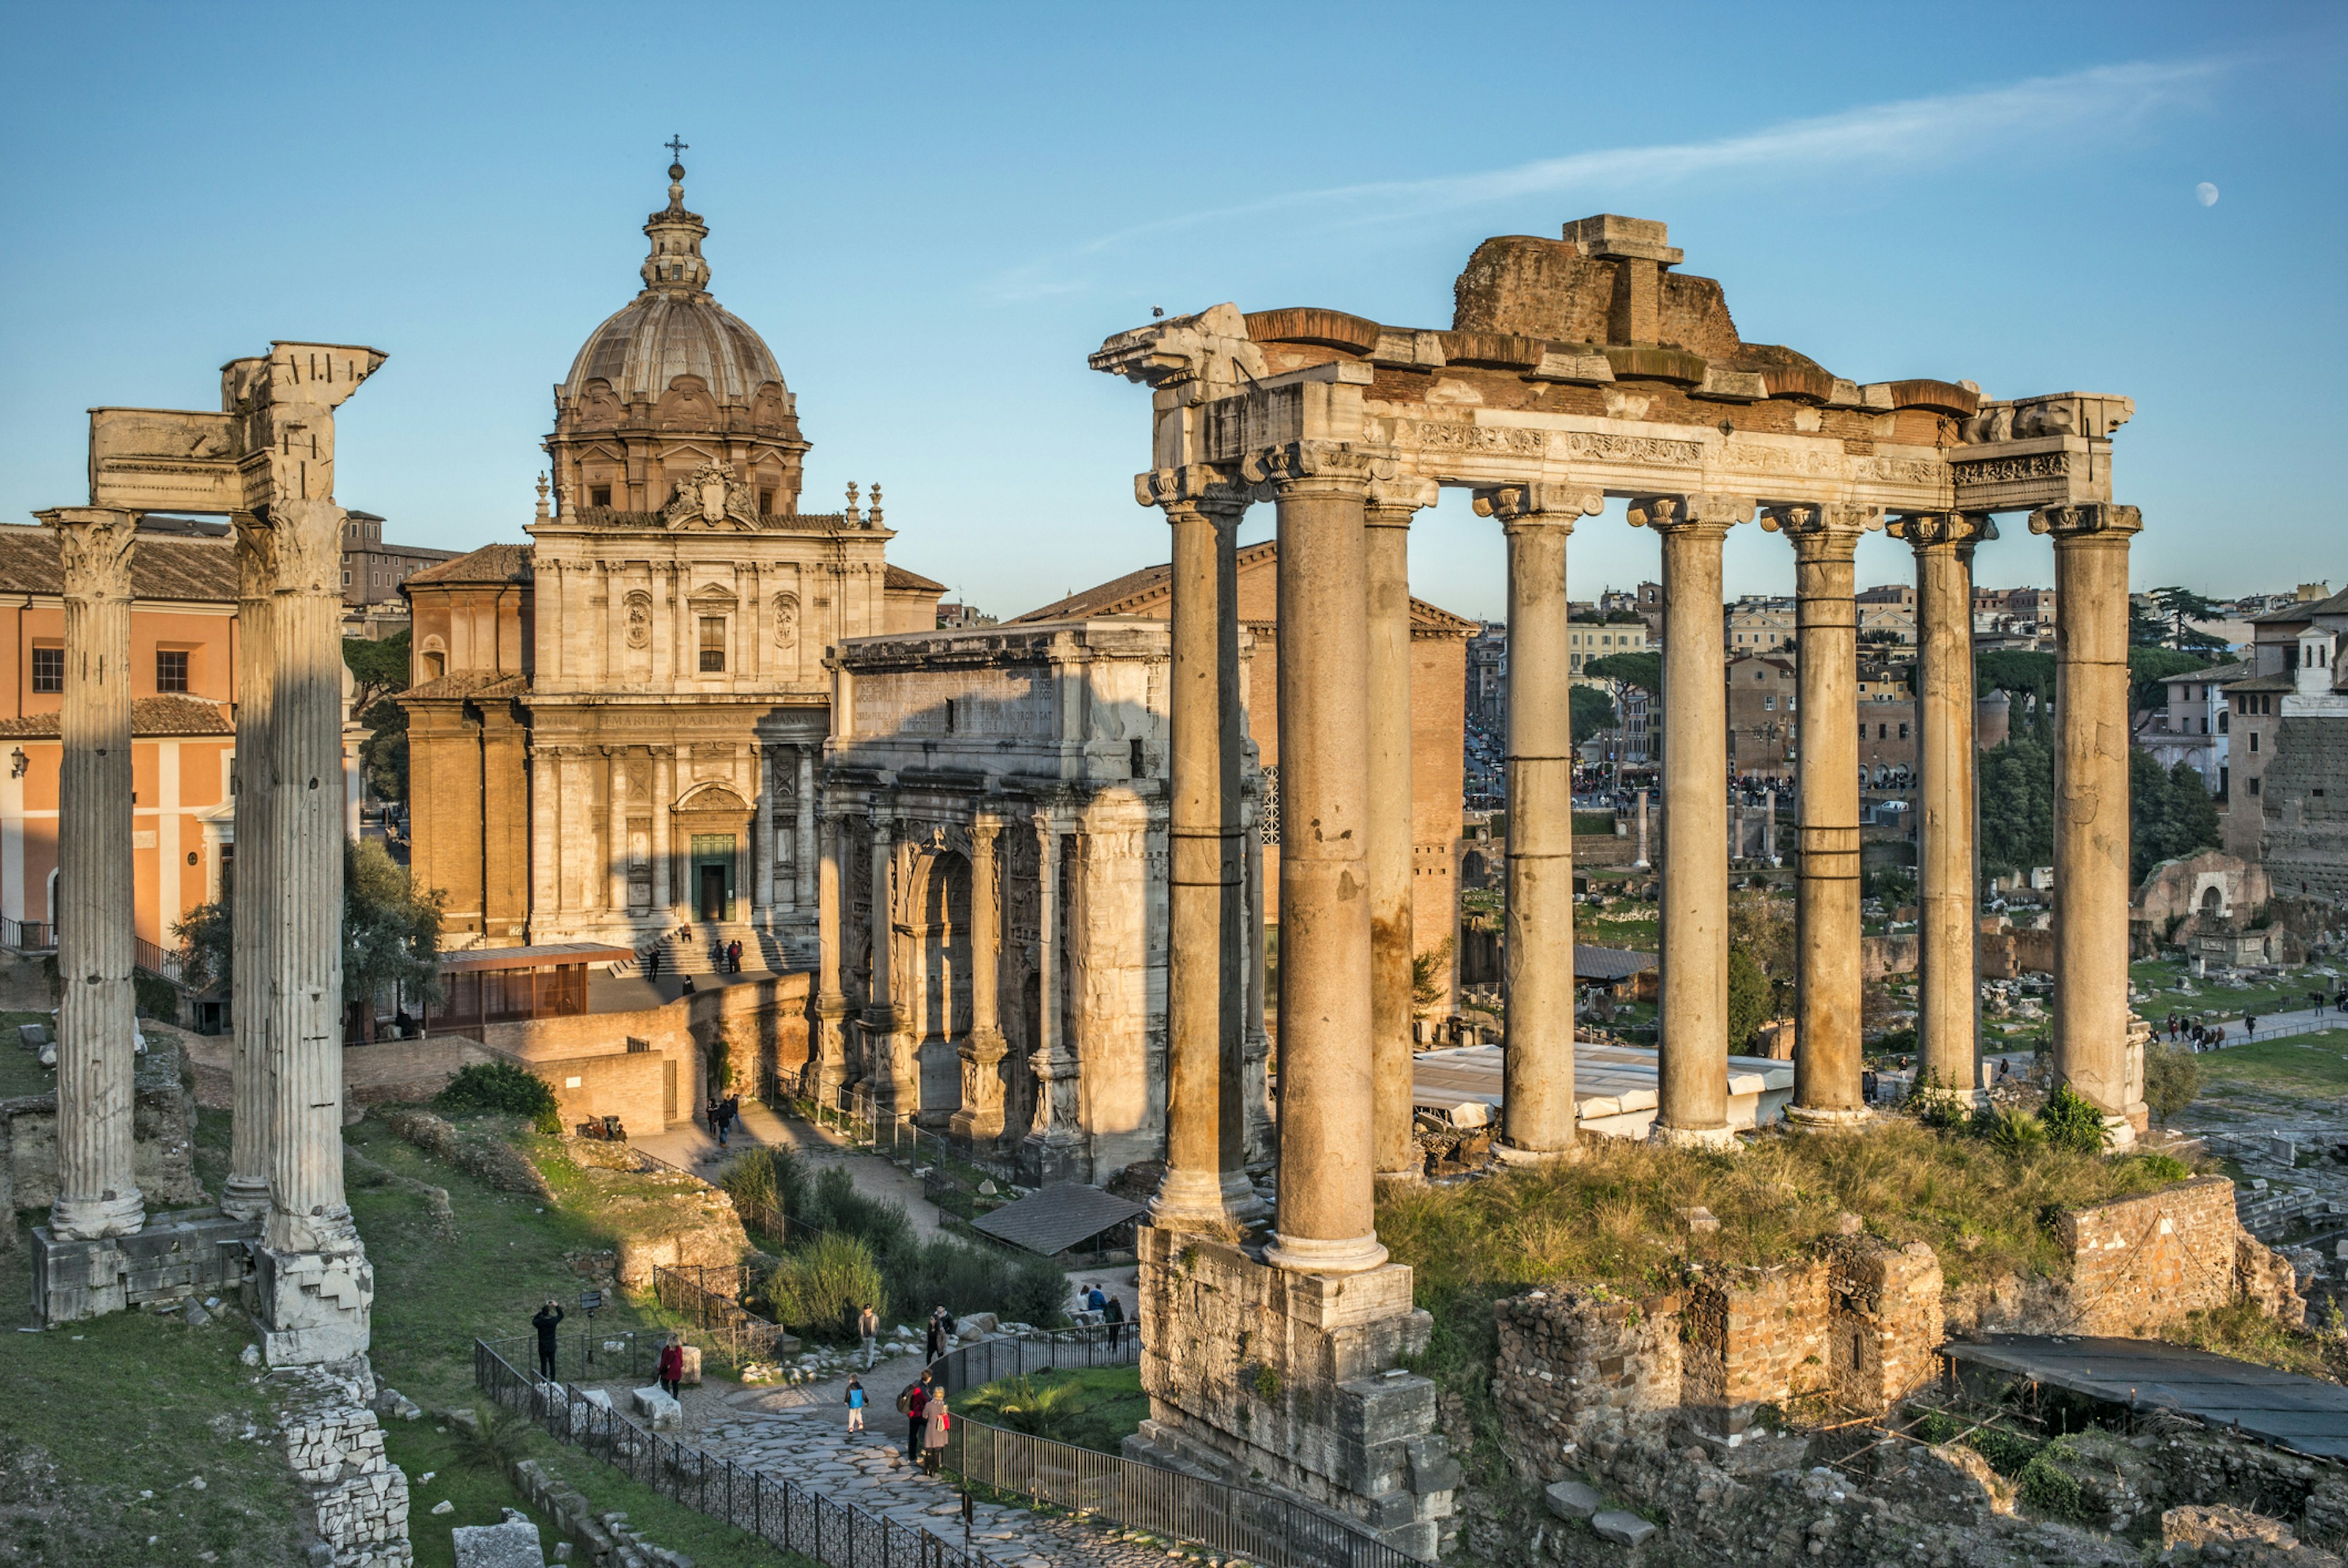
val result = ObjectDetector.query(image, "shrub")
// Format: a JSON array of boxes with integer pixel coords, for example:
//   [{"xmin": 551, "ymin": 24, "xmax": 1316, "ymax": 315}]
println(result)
[
  {"xmin": 1969, "ymin": 1103, "xmax": 2047, "ymax": 1153},
  {"xmin": 2129, "ymin": 1150, "xmax": 2193, "ymax": 1183},
  {"xmin": 799, "ymin": 1165, "xmax": 916, "ymax": 1255},
  {"xmin": 885, "ymin": 1234, "xmax": 1068, "ymax": 1330},
  {"xmin": 2040, "ymin": 1084, "xmax": 2110, "ymax": 1156},
  {"xmin": 2143, "ymin": 1043, "xmax": 2200, "ymax": 1125},
  {"xmin": 722, "ymin": 1144, "xmax": 809, "ymax": 1224},
  {"xmin": 764, "ymin": 1232, "xmax": 887, "ymax": 1339},
  {"xmin": 435, "ymin": 1061, "xmax": 561, "ymax": 1134}
]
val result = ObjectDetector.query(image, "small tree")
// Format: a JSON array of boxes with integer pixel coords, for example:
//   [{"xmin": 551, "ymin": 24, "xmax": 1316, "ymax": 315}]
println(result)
[
  {"xmin": 2148, "ymin": 587, "xmax": 2228, "ymax": 653},
  {"xmin": 2041, "ymin": 1083, "xmax": 2110, "ymax": 1155},
  {"xmin": 1410, "ymin": 938, "xmax": 1454, "ymax": 1018},
  {"xmin": 2143, "ymin": 1043, "xmax": 2201, "ymax": 1125},
  {"xmin": 1568, "ymin": 684, "xmax": 1617, "ymax": 746},
  {"xmin": 1726, "ymin": 948, "xmax": 1771, "ymax": 1053},
  {"xmin": 347, "ymin": 838, "xmax": 444, "ymax": 1039}
]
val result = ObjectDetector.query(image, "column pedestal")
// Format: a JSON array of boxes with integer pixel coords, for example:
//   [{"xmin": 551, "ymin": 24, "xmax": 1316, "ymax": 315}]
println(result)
[{"xmin": 1635, "ymin": 493, "xmax": 1751, "ymax": 1149}]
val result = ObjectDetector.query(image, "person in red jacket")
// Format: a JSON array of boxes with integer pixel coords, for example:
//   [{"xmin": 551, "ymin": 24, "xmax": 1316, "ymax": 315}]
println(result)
[{"xmin": 658, "ymin": 1335, "xmax": 686, "ymax": 1399}]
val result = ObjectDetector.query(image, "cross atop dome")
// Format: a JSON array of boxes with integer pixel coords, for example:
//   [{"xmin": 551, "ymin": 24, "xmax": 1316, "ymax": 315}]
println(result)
[{"xmin": 641, "ymin": 141, "xmax": 710, "ymax": 296}]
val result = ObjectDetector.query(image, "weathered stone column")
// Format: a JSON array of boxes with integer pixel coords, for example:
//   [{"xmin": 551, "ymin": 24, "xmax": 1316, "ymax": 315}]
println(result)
[
  {"xmin": 794, "ymin": 748, "xmax": 818, "ymax": 908},
  {"xmin": 1246, "ymin": 440, "xmax": 1386, "ymax": 1274},
  {"xmin": 1476, "ymin": 482, "xmax": 1603, "ymax": 1159},
  {"xmin": 605, "ymin": 748, "xmax": 629, "ymax": 915},
  {"xmin": 1145, "ymin": 466, "xmax": 1251, "ymax": 1228},
  {"xmin": 42, "ymin": 507, "xmax": 145, "ymax": 1243},
  {"xmin": 1367, "ymin": 480, "xmax": 1438, "ymax": 1180},
  {"xmin": 951, "ymin": 814, "xmax": 1009, "ymax": 1142},
  {"xmin": 1632, "ymin": 493, "xmax": 1752, "ymax": 1148},
  {"xmin": 2031, "ymin": 502, "xmax": 2147, "ymax": 1144},
  {"xmin": 651, "ymin": 749, "xmax": 673, "ymax": 915},
  {"xmin": 1022, "ymin": 811, "xmax": 1085, "ymax": 1182},
  {"xmin": 1634, "ymin": 788, "xmax": 1650, "ymax": 869},
  {"xmin": 865, "ymin": 811, "xmax": 909, "ymax": 1116},
  {"xmin": 1765, "ymin": 502, "xmax": 1875, "ymax": 1125},
  {"xmin": 753, "ymin": 743, "xmax": 775, "ymax": 925},
  {"xmin": 257, "ymin": 494, "xmax": 374, "ymax": 1362},
  {"xmin": 225, "ymin": 513, "xmax": 276, "ymax": 1221},
  {"xmin": 1899, "ymin": 512, "xmax": 1995, "ymax": 1103},
  {"xmin": 1242, "ymin": 778, "xmax": 1273, "ymax": 1172},
  {"xmin": 812, "ymin": 804, "xmax": 851, "ymax": 1097}
]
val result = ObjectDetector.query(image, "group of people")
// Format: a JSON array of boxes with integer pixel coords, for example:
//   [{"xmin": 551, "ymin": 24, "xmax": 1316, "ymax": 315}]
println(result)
[
  {"xmin": 2166, "ymin": 1012, "xmax": 2257, "ymax": 1051},
  {"xmin": 1080, "ymin": 1282, "xmax": 1127, "ymax": 1349},
  {"xmin": 706, "ymin": 1094, "xmax": 742, "ymax": 1146}
]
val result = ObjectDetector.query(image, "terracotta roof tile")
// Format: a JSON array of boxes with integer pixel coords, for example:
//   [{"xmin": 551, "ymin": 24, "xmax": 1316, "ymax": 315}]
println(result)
[
  {"xmin": 884, "ymin": 563, "xmax": 947, "ymax": 593},
  {"xmin": 0, "ymin": 524, "xmax": 237, "ymax": 602},
  {"xmin": 405, "ymin": 543, "xmax": 534, "ymax": 587},
  {"xmin": 1008, "ymin": 539, "xmax": 1475, "ymax": 633},
  {"xmin": 0, "ymin": 695, "xmax": 232, "ymax": 738}
]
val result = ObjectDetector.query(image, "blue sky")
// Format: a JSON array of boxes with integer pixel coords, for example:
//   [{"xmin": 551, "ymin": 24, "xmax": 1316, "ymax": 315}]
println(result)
[{"xmin": 2, "ymin": 2, "xmax": 2342, "ymax": 622}]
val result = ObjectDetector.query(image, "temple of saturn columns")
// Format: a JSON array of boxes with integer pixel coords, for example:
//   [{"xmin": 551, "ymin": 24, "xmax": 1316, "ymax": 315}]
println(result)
[
  {"xmin": 31, "ymin": 342, "xmax": 384, "ymax": 1366},
  {"xmin": 1092, "ymin": 215, "xmax": 2143, "ymax": 1554}
]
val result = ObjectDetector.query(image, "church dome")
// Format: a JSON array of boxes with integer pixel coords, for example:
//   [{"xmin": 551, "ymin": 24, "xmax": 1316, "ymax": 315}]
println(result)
[{"xmin": 557, "ymin": 160, "xmax": 787, "ymax": 408}]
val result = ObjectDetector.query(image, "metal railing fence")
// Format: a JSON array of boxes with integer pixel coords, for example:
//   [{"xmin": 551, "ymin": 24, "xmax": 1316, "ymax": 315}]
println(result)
[
  {"xmin": 133, "ymin": 935, "xmax": 185, "ymax": 984},
  {"xmin": 475, "ymin": 1336, "xmax": 984, "ymax": 1568},
  {"xmin": 651, "ymin": 1263, "xmax": 797, "ymax": 1366},
  {"xmin": 2, "ymin": 917, "xmax": 53, "ymax": 951}
]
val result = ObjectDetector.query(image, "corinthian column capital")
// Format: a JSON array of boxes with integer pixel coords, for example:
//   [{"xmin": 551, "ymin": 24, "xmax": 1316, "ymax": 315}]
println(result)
[
  {"xmin": 1135, "ymin": 463, "xmax": 1252, "ymax": 517},
  {"xmin": 1889, "ymin": 511, "xmax": 1998, "ymax": 551},
  {"xmin": 1628, "ymin": 491, "xmax": 1754, "ymax": 534},
  {"xmin": 1472, "ymin": 482, "xmax": 1603, "ymax": 531},
  {"xmin": 1240, "ymin": 440, "xmax": 1392, "ymax": 497},
  {"xmin": 1763, "ymin": 502, "xmax": 1883, "ymax": 557},
  {"xmin": 40, "ymin": 508, "xmax": 139, "ymax": 598},
  {"xmin": 1366, "ymin": 475, "xmax": 1441, "ymax": 523},
  {"xmin": 267, "ymin": 499, "xmax": 349, "ymax": 592},
  {"xmin": 2028, "ymin": 502, "xmax": 2142, "ymax": 539}
]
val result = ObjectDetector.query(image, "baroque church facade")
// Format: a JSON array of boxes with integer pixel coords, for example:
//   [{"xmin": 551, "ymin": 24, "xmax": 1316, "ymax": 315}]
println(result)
[{"xmin": 402, "ymin": 161, "xmax": 942, "ymax": 961}]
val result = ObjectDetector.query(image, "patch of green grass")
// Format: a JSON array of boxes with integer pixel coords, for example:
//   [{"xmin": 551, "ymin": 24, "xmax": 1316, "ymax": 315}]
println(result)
[
  {"xmin": 956, "ymin": 1365, "xmax": 1147, "ymax": 1455},
  {"xmin": 0, "ymin": 1218, "xmax": 309, "ymax": 1567},
  {"xmin": 0, "ymin": 1008, "xmax": 57, "ymax": 1097},
  {"xmin": 2193, "ymin": 1034, "xmax": 2348, "ymax": 1102},
  {"xmin": 1579, "ymin": 912, "xmax": 1658, "ymax": 952},
  {"xmin": 2165, "ymin": 1300, "xmax": 2348, "ymax": 1382}
]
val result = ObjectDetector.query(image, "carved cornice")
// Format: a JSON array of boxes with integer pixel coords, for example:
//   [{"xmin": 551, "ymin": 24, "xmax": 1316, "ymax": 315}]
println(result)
[
  {"xmin": 40, "ymin": 507, "xmax": 138, "ymax": 600},
  {"xmin": 1472, "ymin": 482, "xmax": 1603, "ymax": 529},
  {"xmin": 2027, "ymin": 502, "xmax": 2142, "ymax": 540},
  {"xmin": 1626, "ymin": 492, "xmax": 1755, "ymax": 534},
  {"xmin": 1889, "ymin": 511, "xmax": 1998, "ymax": 551},
  {"xmin": 1240, "ymin": 440, "xmax": 1392, "ymax": 497}
]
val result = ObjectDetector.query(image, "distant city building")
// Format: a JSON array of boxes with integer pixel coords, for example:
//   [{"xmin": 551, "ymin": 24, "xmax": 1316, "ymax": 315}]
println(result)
[
  {"xmin": 341, "ymin": 509, "xmax": 460, "ymax": 613},
  {"xmin": 1568, "ymin": 614, "xmax": 1647, "ymax": 678},
  {"xmin": 934, "ymin": 600, "xmax": 996, "ymax": 628},
  {"xmin": 1724, "ymin": 653, "xmax": 1796, "ymax": 777},
  {"xmin": 2223, "ymin": 587, "xmax": 2348, "ymax": 897},
  {"xmin": 2144, "ymin": 661, "xmax": 2244, "ymax": 794},
  {"xmin": 1726, "ymin": 595, "xmax": 1794, "ymax": 653}
]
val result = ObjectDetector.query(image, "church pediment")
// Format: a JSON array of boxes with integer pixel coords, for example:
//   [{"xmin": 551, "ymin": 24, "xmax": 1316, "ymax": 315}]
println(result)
[{"xmin": 675, "ymin": 781, "xmax": 750, "ymax": 814}]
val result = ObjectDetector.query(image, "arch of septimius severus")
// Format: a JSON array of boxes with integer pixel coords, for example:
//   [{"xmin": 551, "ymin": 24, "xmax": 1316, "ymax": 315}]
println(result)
[{"xmin": 1102, "ymin": 215, "xmax": 2142, "ymax": 1553}]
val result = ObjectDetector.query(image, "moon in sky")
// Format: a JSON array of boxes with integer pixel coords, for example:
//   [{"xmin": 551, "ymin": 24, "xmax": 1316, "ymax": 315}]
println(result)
[{"xmin": 2196, "ymin": 182, "xmax": 2220, "ymax": 207}]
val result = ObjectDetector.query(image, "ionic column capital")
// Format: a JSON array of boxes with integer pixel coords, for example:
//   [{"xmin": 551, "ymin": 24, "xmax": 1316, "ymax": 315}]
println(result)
[
  {"xmin": 1889, "ymin": 511, "xmax": 1998, "ymax": 552},
  {"xmin": 39, "ymin": 508, "xmax": 139, "ymax": 598},
  {"xmin": 1473, "ymin": 482, "xmax": 1602, "ymax": 532},
  {"xmin": 1240, "ymin": 440, "xmax": 1392, "ymax": 498},
  {"xmin": 1135, "ymin": 463, "xmax": 1252, "ymax": 518},
  {"xmin": 1628, "ymin": 491, "xmax": 1754, "ymax": 534},
  {"xmin": 2028, "ymin": 502, "xmax": 2142, "ymax": 540}
]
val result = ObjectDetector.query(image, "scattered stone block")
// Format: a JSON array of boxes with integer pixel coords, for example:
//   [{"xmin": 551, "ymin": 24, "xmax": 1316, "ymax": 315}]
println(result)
[
  {"xmin": 1591, "ymin": 1510, "xmax": 1656, "ymax": 1545},
  {"xmin": 677, "ymin": 1344, "xmax": 701, "ymax": 1386},
  {"xmin": 1680, "ymin": 1205, "xmax": 1720, "ymax": 1235},
  {"xmin": 2163, "ymin": 1502, "xmax": 2298, "ymax": 1551},
  {"xmin": 432, "ymin": 1500, "xmax": 456, "ymax": 1515},
  {"xmin": 453, "ymin": 1508, "xmax": 547, "ymax": 1567},
  {"xmin": 581, "ymin": 1387, "xmax": 613, "ymax": 1412},
  {"xmin": 1835, "ymin": 1211, "xmax": 1864, "ymax": 1235},
  {"xmin": 632, "ymin": 1386, "xmax": 682, "ymax": 1431},
  {"xmin": 1544, "ymin": 1479, "xmax": 1601, "ymax": 1520}
]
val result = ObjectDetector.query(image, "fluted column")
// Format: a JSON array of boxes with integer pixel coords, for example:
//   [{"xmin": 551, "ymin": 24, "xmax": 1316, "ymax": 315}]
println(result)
[
  {"xmin": 1021, "ymin": 812, "xmax": 1085, "ymax": 1179},
  {"xmin": 813, "ymin": 804, "xmax": 851, "ymax": 1097},
  {"xmin": 1634, "ymin": 789, "xmax": 1650, "ymax": 869},
  {"xmin": 651, "ymin": 749, "xmax": 673, "ymax": 916},
  {"xmin": 651, "ymin": 564, "xmax": 674, "ymax": 684},
  {"xmin": 1898, "ymin": 512, "xmax": 1995, "ymax": 1103},
  {"xmin": 1143, "ymin": 466, "xmax": 1252, "ymax": 1228},
  {"xmin": 753, "ymin": 743, "xmax": 776, "ymax": 925},
  {"xmin": 866, "ymin": 811, "xmax": 914, "ymax": 1116},
  {"xmin": 606, "ymin": 749, "xmax": 629, "ymax": 915},
  {"xmin": 951, "ymin": 813, "xmax": 1009, "ymax": 1141},
  {"xmin": 1477, "ymin": 482, "xmax": 1603, "ymax": 1160},
  {"xmin": 604, "ymin": 563, "xmax": 625, "ymax": 685},
  {"xmin": 225, "ymin": 513, "xmax": 276, "ymax": 1221},
  {"xmin": 1765, "ymin": 502, "xmax": 1877, "ymax": 1125},
  {"xmin": 794, "ymin": 748, "xmax": 818, "ymax": 908},
  {"xmin": 2031, "ymin": 502, "xmax": 2147, "ymax": 1144},
  {"xmin": 1246, "ymin": 440, "xmax": 1386, "ymax": 1275},
  {"xmin": 42, "ymin": 507, "xmax": 144, "ymax": 1243},
  {"xmin": 1631, "ymin": 493, "xmax": 1753, "ymax": 1148},
  {"xmin": 1367, "ymin": 480, "xmax": 1439, "ymax": 1180}
]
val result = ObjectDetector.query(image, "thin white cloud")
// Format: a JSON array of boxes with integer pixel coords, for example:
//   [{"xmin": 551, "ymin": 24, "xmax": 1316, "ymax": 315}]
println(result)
[{"xmin": 989, "ymin": 57, "xmax": 2224, "ymax": 301}]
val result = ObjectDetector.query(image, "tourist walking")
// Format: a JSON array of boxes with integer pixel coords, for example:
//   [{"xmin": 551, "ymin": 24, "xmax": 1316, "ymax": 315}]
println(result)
[
  {"xmin": 658, "ymin": 1334, "xmax": 686, "ymax": 1400},
  {"xmin": 646, "ymin": 945, "xmax": 662, "ymax": 982},
  {"xmin": 2245, "ymin": 1014, "xmax": 2259, "ymax": 1042},
  {"xmin": 858, "ymin": 1302, "xmax": 880, "ymax": 1370},
  {"xmin": 900, "ymin": 1376, "xmax": 929, "ymax": 1460},
  {"xmin": 1103, "ymin": 1292, "xmax": 1126, "ymax": 1352},
  {"xmin": 845, "ymin": 1376, "xmax": 867, "ymax": 1434},
  {"xmin": 921, "ymin": 1393, "xmax": 951, "ymax": 1474},
  {"xmin": 531, "ymin": 1298, "xmax": 564, "ymax": 1380},
  {"xmin": 926, "ymin": 1306, "xmax": 949, "ymax": 1361}
]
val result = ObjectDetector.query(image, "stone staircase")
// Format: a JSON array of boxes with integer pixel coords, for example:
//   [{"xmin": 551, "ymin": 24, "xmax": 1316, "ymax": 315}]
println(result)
[{"xmin": 625, "ymin": 921, "xmax": 778, "ymax": 979}]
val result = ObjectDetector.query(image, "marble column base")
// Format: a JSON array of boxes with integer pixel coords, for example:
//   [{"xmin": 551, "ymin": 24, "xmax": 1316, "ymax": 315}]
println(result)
[
  {"xmin": 1491, "ymin": 1138, "xmax": 1581, "ymax": 1168},
  {"xmin": 250, "ymin": 1239, "xmax": 375, "ymax": 1366},
  {"xmin": 1264, "ymin": 1229, "xmax": 1390, "ymax": 1276},
  {"xmin": 49, "ymin": 1188, "xmax": 146, "ymax": 1242},
  {"xmin": 2102, "ymin": 1113, "xmax": 2141, "ymax": 1152},
  {"xmin": 1784, "ymin": 1105, "xmax": 1877, "ymax": 1130},
  {"xmin": 32, "ymin": 1209, "xmax": 256, "ymax": 1325},
  {"xmin": 1649, "ymin": 1123, "xmax": 1741, "ymax": 1152},
  {"xmin": 1148, "ymin": 1166, "xmax": 1238, "ymax": 1231}
]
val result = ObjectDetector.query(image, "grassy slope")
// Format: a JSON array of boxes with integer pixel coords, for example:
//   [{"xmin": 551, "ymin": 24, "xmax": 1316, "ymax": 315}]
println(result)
[
  {"xmin": 956, "ymin": 1365, "xmax": 1148, "ymax": 1456},
  {"xmin": 2191, "ymin": 1031, "xmax": 2348, "ymax": 1101},
  {"xmin": 0, "ymin": 1009, "xmax": 57, "ymax": 1097}
]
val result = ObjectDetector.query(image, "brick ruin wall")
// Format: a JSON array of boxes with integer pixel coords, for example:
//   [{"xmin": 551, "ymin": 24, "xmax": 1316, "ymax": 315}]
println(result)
[{"xmin": 2057, "ymin": 1174, "xmax": 2304, "ymax": 1334}]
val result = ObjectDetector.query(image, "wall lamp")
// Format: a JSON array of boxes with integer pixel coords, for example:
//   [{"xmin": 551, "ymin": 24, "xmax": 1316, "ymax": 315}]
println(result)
[{"xmin": 8, "ymin": 748, "xmax": 24, "ymax": 779}]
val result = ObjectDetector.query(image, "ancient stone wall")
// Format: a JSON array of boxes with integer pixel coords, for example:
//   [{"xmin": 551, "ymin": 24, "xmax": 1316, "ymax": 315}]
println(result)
[
  {"xmin": 1491, "ymin": 1286, "xmax": 1680, "ymax": 1482},
  {"xmin": 2054, "ymin": 1175, "xmax": 2248, "ymax": 1336},
  {"xmin": 1830, "ymin": 1240, "xmax": 1944, "ymax": 1415},
  {"xmin": 0, "ymin": 1034, "xmax": 202, "ymax": 1226},
  {"xmin": 1862, "ymin": 933, "xmax": 1919, "ymax": 981},
  {"xmin": 275, "ymin": 1360, "xmax": 412, "ymax": 1567},
  {"xmin": 1680, "ymin": 1261, "xmax": 1832, "ymax": 1430}
]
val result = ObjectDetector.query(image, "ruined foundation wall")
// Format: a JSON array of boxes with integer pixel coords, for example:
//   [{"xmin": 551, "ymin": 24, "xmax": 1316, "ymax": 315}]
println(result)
[{"xmin": 2055, "ymin": 1174, "xmax": 2257, "ymax": 1335}]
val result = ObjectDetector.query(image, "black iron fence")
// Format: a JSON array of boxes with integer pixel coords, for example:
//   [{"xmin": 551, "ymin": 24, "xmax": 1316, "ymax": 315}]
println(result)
[
  {"xmin": 651, "ymin": 1263, "xmax": 796, "ymax": 1367},
  {"xmin": 475, "ymin": 1336, "xmax": 984, "ymax": 1568},
  {"xmin": 929, "ymin": 1327, "xmax": 1426, "ymax": 1568},
  {"xmin": 133, "ymin": 935, "xmax": 184, "ymax": 984},
  {"xmin": 2, "ymin": 917, "xmax": 53, "ymax": 951}
]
